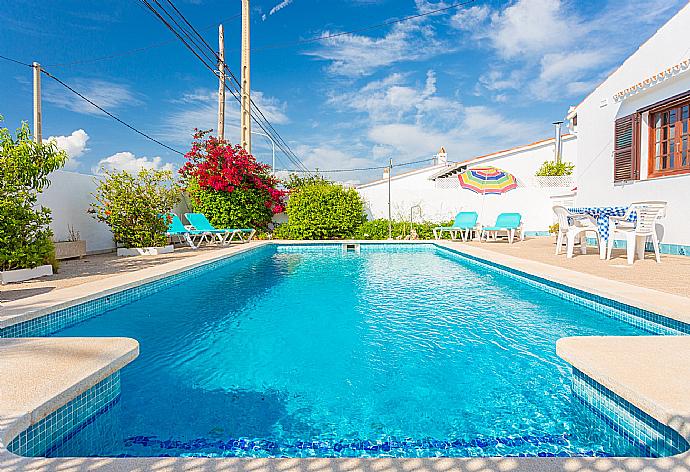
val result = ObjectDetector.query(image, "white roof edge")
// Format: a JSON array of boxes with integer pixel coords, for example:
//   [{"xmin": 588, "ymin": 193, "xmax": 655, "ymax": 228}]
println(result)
[{"xmin": 428, "ymin": 135, "xmax": 577, "ymax": 180}]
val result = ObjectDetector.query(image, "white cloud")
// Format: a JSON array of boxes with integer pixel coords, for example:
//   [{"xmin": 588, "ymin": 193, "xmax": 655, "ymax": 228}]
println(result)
[
  {"xmin": 329, "ymin": 70, "xmax": 540, "ymax": 163},
  {"xmin": 450, "ymin": 5, "xmax": 491, "ymax": 31},
  {"xmin": 159, "ymin": 88, "xmax": 289, "ymax": 145},
  {"xmin": 44, "ymin": 79, "xmax": 139, "ymax": 115},
  {"xmin": 488, "ymin": 0, "xmax": 575, "ymax": 59},
  {"xmin": 268, "ymin": 0, "xmax": 293, "ymax": 16},
  {"xmin": 93, "ymin": 152, "xmax": 174, "ymax": 175},
  {"xmin": 45, "ymin": 129, "xmax": 89, "ymax": 170},
  {"xmin": 306, "ymin": 3, "xmax": 450, "ymax": 77},
  {"xmin": 463, "ymin": 0, "xmax": 686, "ymax": 102},
  {"xmin": 329, "ymin": 71, "xmax": 462, "ymax": 126}
]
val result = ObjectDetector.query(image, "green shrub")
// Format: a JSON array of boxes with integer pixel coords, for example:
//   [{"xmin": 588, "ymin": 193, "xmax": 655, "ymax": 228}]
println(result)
[
  {"xmin": 353, "ymin": 219, "xmax": 453, "ymax": 240},
  {"xmin": 90, "ymin": 169, "xmax": 180, "ymax": 249},
  {"xmin": 535, "ymin": 160, "xmax": 575, "ymax": 176},
  {"xmin": 187, "ymin": 178, "xmax": 275, "ymax": 230},
  {"xmin": 274, "ymin": 182, "xmax": 366, "ymax": 239},
  {"xmin": 0, "ymin": 119, "xmax": 67, "ymax": 271},
  {"xmin": 282, "ymin": 172, "xmax": 330, "ymax": 190}
]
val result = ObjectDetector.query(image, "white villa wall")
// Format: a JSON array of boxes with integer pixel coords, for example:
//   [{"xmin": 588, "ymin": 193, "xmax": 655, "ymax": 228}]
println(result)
[
  {"xmin": 574, "ymin": 4, "xmax": 690, "ymax": 246},
  {"xmin": 357, "ymin": 137, "xmax": 577, "ymax": 232},
  {"xmin": 37, "ymin": 170, "xmax": 115, "ymax": 253}
]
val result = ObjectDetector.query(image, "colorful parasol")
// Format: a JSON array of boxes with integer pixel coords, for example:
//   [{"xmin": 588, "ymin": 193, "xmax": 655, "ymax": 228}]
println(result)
[{"xmin": 458, "ymin": 167, "xmax": 518, "ymax": 195}]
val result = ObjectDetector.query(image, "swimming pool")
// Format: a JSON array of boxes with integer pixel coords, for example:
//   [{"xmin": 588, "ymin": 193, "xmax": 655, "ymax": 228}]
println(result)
[{"xmin": 17, "ymin": 244, "xmax": 687, "ymax": 458}]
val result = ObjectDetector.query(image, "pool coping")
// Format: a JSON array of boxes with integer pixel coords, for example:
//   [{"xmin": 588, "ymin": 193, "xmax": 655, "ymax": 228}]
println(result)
[{"xmin": 1, "ymin": 240, "xmax": 690, "ymax": 471}]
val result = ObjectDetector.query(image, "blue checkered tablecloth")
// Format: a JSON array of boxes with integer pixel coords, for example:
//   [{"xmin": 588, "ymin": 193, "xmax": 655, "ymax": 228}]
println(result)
[{"xmin": 567, "ymin": 206, "xmax": 635, "ymax": 241}]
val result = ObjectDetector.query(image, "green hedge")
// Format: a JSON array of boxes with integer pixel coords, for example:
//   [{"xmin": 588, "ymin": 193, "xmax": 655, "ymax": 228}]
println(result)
[
  {"xmin": 353, "ymin": 219, "xmax": 454, "ymax": 240},
  {"xmin": 274, "ymin": 182, "xmax": 366, "ymax": 239}
]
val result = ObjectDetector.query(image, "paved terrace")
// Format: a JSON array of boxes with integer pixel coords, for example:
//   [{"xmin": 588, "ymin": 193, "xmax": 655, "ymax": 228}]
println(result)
[
  {"xmin": 2, "ymin": 237, "xmax": 689, "ymax": 303},
  {"xmin": 458, "ymin": 237, "xmax": 690, "ymax": 298}
]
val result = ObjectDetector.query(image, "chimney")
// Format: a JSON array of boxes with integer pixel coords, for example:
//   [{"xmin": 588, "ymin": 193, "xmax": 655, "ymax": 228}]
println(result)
[
  {"xmin": 435, "ymin": 146, "xmax": 448, "ymax": 165},
  {"xmin": 553, "ymin": 121, "xmax": 563, "ymax": 164}
]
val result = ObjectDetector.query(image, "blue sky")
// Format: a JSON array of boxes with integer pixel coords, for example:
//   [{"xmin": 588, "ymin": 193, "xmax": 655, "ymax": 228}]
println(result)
[{"xmin": 0, "ymin": 0, "xmax": 686, "ymax": 182}]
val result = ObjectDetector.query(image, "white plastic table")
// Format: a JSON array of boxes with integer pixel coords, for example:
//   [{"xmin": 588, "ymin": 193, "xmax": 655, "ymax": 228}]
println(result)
[{"xmin": 567, "ymin": 206, "xmax": 635, "ymax": 259}]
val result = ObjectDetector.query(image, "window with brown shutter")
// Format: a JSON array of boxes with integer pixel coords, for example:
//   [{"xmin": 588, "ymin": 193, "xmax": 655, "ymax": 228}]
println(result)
[
  {"xmin": 647, "ymin": 99, "xmax": 690, "ymax": 178},
  {"xmin": 613, "ymin": 113, "xmax": 640, "ymax": 182}
]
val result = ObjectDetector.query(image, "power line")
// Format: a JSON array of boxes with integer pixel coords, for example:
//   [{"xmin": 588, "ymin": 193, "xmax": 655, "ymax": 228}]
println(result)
[
  {"xmin": 153, "ymin": 0, "xmax": 311, "ymax": 174},
  {"xmin": 40, "ymin": 68, "xmax": 185, "ymax": 156},
  {"xmin": 280, "ymin": 157, "xmax": 436, "ymax": 174},
  {"xmin": 137, "ymin": 0, "xmax": 312, "ymax": 174},
  {"xmin": 251, "ymin": 0, "xmax": 477, "ymax": 53},
  {"xmin": 0, "ymin": 54, "xmax": 33, "ymax": 68},
  {"xmin": 45, "ymin": 13, "xmax": 242, "ymax": 67}
]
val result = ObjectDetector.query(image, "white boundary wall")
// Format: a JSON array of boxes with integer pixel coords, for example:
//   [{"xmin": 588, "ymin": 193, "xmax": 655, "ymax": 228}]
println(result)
[
  {"xmin": 356, "ymin": 137, "xmax": 577, "ymax": 232},
  {"xmin": 574, "ymin": 4, "xmax": 690, "ymax": 245},
  {"xmin": 37, "ymin": 171, "xmax": 115, "ymax": 253}
]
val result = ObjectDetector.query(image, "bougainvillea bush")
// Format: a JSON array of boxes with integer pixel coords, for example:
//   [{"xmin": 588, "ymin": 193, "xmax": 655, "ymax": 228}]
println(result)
[
  {"xmin": 180, "ymin": 130, "xmax": 286, "ymax": 230},
  {"xmin": 89, "ymin": 169, "xmax": 180, "ymax": 249},
  {"xmin": 0, "ymin": 119, "xmax": 66, "ymax": 271}
]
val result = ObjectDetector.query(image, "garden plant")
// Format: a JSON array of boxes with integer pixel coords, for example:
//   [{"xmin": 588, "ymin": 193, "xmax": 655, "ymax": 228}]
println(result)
[
  {"xmin": 90, "ymin": 168, "xmax": 180, "ymax": 249},
  {"xmin": 0, "ymin": 119, "xmax": 67, "ymax": 272}
]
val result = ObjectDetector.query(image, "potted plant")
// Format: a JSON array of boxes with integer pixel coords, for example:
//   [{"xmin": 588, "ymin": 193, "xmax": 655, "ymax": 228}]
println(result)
[
  {"xmin": 54, "ymin": 225, "xmax": 87, "ymax": 260},
  {"xmin": 89, "ymin": 168, "xmax": 180, "ymax": 256},
  {"xmin": 0, "ymin": 118, "xmax": 67, "ymax": 284}
]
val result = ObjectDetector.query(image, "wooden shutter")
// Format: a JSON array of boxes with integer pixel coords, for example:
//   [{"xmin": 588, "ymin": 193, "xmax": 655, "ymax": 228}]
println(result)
[{"xmin": 613, "ymin": 113, "xmax": 640, "ymax": 182}]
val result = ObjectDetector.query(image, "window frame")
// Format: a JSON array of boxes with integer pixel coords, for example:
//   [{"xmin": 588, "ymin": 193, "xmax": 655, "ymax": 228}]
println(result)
[{"xmin": 645, "ymin": 91, "xmax": 690, "ymax": 179}]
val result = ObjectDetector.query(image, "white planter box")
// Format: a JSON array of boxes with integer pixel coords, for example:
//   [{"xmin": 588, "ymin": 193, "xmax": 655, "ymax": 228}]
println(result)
[
  {"xmin": 117, "ymin": 245, "xmax": 174, "ymax": 257},
  {"xmin": 1, "ymin": 264, "xmax": 53, "ymax": 284}
]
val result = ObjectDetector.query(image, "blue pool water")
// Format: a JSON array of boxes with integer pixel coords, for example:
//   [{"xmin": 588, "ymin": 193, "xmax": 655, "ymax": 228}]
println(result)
[{"xmin": 50, "ymin": 244, "xmax": 651, "ymax": 458}]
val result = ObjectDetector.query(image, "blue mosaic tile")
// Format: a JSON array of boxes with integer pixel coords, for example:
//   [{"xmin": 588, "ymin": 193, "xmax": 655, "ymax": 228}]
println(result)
[
  {"xmin": 7, "ymin": 372, "xmax": 121, "ymax": 458},
  {"xmin": 584, "ymin": 238, "xmax": 690, "ymax": 258},
  {"xmin": 571, "ymin": 368, "xmax": 689, "ymax": 458},
  {"xmin": 436, "ymin": 245, "xmax": 690, "ymax": 336},
  {"xmin": 114, "ymin": 433, "xmax": 614, "ymax": 458}
]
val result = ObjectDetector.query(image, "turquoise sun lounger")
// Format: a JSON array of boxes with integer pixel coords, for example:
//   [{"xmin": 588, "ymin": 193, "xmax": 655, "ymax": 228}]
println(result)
[
  {"xmin": 433, "ymin": 211, "xmax": 479, "ymax": 241},
  {"xmin": 163, "ymin": 213, "xmax": 210, "ymax": 249},
  {"xmin": 185, "ymin": 213, "xmax": 256, "ymax": 244},
  {"xmin": 480, "ymin": 213, "xmax": 523, "ymax": 244}
]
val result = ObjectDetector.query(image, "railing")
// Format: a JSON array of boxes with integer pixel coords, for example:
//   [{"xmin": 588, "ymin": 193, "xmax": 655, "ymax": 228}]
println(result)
[{"xmin": 434, "ymin": 175, "xmax": 575, "ymax": 189}]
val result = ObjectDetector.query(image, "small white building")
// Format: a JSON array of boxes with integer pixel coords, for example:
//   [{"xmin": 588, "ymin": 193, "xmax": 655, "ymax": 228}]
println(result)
[
  {"xmin": 357, "ymin": 135, "xmax": 577, "ymax": 234},
  {"xmin": 570, "ymin": 2, "xmax": 690, "ymax": 253}
]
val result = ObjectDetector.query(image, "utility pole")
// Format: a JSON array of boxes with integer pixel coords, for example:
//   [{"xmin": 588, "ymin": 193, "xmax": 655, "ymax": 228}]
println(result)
[
  {"xmin": 33, "ymin": 62, "xmax": 42, "ymax": 143},
  {"xmin": 240, "ymin": 0, "xmax": 252, "ymax": 153},
  {"xmin": 388, "ymin": 158, "xmax": 393, "ymax": 240},
  {"xmin": 217, "ymin": 25, "xmax": 226, "ymax": 141}
]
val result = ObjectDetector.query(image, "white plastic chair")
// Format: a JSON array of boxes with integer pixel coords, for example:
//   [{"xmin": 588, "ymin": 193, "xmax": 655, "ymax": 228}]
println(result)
[
  {"xmin": 606, "ymin": 201, "xmax": 667, "ymax": 264},
  {"xmin": 552, "ymin": 206, "xmax": 600, "ymax": 258}
]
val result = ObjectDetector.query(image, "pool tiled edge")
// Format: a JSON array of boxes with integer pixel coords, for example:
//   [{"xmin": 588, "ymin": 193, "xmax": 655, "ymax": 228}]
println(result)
[
  {"xmin": 571, "ymin": 368, "xmax": 688, "ymax": 457},
  {"xmin": 7, "ymin": 373, "xmax": 121, "ymax": 458}
]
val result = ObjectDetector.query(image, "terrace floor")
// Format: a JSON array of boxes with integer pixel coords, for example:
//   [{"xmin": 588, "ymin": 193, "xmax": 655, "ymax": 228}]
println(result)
[
  {"xmin": 1, "ymin": 237, "xmax": 689, "ymax": 303},
  {"xmin": 457, "ymin": 237, "xmax": 690, "ymax": 298},
  {"xmin": 0, "ymin": 246, "xmax": 231, "ymax": 303}
]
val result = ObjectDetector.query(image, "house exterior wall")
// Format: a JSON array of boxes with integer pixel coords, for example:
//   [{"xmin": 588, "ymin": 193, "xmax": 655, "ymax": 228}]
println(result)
[
  {"xmin": 574, "ymin": 4, "xmax": 690, "ymax": 246},
  {"xmin": 357, "ymin": 137, "xmax": 577, "ymax": 233},
  {"xmin": 38, "ymin": 171, "xmax": 115, "ymax": 253}
]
